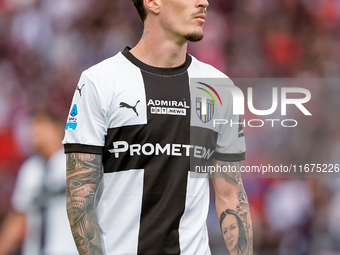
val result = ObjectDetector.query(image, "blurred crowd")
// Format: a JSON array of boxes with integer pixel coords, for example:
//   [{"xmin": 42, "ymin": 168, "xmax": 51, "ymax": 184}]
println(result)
[{"xmin": 0, "ymin": 0, "xmax": 339, "ymax": 254}]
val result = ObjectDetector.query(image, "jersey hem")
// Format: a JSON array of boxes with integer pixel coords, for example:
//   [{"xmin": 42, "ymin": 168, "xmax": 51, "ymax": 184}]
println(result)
[
  {"xmin": 64, "ymin": 144, "xmax": 104, "ymax": 155},
  {"xmin": 213, "ymin": 152, "xmax": 245, "ymax": 162}
]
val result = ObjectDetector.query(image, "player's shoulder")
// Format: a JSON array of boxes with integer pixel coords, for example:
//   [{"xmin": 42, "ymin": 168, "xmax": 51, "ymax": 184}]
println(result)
[
  {"xmin": 189, "ymin": 55, "xmax": 229, "ymax": 78},
  {"xmin": 82, "ymin": 51, "xmax": 127, "ymax": 82},
  {"xmin": 188, "ymin": 55, "xmax": 236, "ymax": 99}
]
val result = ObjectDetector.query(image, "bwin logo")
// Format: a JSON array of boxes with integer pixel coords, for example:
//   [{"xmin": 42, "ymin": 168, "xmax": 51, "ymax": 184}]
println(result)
[
  {"xmin": 109, "ymin": 141, "xmax": 215, "ymax": 160},
  {"xmin": 196, "ymin": 82, "xmax": 223, "ymax": 123}
]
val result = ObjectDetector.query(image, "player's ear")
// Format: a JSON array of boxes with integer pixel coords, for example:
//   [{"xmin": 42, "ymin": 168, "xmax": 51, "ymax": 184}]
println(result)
[{"xmin": 144, "ymin": 0, "xmax": 160, "ymax": 15}]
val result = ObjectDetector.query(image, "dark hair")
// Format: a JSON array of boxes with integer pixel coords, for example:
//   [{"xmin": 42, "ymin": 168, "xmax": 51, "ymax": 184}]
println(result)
[
  {"xmin": 219, "ymin": 209, "xmax": 247, "ymax": 254},
  {"xmin": 132, "ymin": 0, "xmax": 147, "ymax": 23}
]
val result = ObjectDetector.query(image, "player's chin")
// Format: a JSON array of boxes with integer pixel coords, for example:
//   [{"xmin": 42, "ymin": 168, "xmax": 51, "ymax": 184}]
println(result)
[{"xmin": 184, "ymin": 31, "xmax": 204, "ymax": 42}]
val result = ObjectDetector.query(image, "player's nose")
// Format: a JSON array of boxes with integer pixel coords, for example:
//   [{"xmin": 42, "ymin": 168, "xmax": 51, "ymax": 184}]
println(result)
[{"xmin": 197, "ymin": 0, "xmax": 209, "ymax": 9}]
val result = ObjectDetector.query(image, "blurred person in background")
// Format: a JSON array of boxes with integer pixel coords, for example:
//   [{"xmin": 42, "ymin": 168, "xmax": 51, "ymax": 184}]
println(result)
[{"xmin": 0, "ymin": 109, "xmax": 78, "ymax": 255}]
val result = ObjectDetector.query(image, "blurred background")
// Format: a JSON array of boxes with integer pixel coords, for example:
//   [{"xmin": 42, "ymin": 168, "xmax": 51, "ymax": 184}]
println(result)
[{"xmin": 0, "ymin": 0, "xmax": 339, "ymax": 254}]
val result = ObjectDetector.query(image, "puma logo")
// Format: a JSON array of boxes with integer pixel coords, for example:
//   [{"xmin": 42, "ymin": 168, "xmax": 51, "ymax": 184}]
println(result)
[
  {"xmin": 120, "ymin": 100, "xmax": 140, "ymax": 116},
  {"xmin": 77, "ymin": 84, "xmax": 85, "ymax": 97}
]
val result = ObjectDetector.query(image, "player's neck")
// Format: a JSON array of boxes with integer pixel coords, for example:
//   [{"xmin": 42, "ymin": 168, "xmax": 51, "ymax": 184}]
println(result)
[{"xmin": 130, "ymin": 29, "xmax": 188, "ymax": 68}]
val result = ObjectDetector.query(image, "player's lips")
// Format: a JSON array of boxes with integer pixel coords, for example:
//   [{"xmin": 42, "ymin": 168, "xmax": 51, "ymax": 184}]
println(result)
[{"xmin": 194, "ymin": 14, "xmax": 206, "ymax": 22}]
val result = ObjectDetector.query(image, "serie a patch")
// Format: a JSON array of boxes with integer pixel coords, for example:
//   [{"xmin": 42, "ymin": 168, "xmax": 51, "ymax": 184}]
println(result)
[{"xmin": 65, "ymin": 104, "xmax": 78, "ymax": 130}]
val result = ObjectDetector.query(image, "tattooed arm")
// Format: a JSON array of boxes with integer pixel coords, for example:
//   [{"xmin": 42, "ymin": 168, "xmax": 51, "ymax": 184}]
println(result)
[
  {"xmin": 211, "ymin": 160, "xmax": 253, "ymax": 255},
  {"xmin": 66, "ymin": 153, "xmax": 104, "ymax": 255}
]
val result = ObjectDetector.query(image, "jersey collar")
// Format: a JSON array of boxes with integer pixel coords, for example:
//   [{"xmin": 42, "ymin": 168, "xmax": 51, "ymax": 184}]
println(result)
[{"xmin": 122, "ymin": 46, "xmax": 192, "ymax": 76}]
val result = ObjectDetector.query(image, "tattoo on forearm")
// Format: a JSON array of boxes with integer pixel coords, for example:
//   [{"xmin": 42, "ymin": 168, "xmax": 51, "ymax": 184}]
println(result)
[
  {"xmin": 217, "ymin": 161, "xmax": 253, "ymax": 255},
  {"xmin": 219, "ymin": 161, "xmax": 242, "ymax": 186},
  {"xmin": 234, "ymin": 189, "xmax": 253, "ymax": 255},
  {"xmin": 66, "ymin": 153, "xmax": 104, "ymax": 255}
]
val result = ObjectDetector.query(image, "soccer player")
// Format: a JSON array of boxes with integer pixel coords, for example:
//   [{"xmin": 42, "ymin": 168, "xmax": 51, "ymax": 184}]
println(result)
[
  {"xmin": 63, "ymin": 0, "xmax": 253, "ymax": 254},
  {"xmin": 0, "ymin": 109, "xmax": 78, "ymax": 255}
]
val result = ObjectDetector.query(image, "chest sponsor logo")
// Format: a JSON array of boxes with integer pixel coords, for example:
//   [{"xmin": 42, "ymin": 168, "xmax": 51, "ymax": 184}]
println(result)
[
  {"xmin": 147, "ymin": 99, "xmax": 190, "ymax": 116},
  {"xmin": 109, "ymin": 141, "xmax": 214, "ymax": 160},
  {"xmin": 66, "ymin": 104, "xmax": 78, "ymax": 130},
  {"xmin": 196, "ymin": 82, "xmax": 223, "ymax": 123}
]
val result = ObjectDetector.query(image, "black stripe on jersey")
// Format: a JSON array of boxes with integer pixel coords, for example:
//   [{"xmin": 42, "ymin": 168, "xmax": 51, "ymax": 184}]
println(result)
[
  {"xmin": 213, "ymin": 151, "xmax": 246, "ymax": 162},
  {"xmin": 102, "ymin": 127, "xmax": 218, "ymax": 174},
  {"xmin": 103, "ymin": 124, "xmax": 157, "ymax": 172},
  {"xmin": 64, "ymin": 144, "xmax": 104, "ymax": 155},
  {"xmin": 138, "ymin": 69, "xmax": 190, "ymax": 255},
  {"xmin": 104, "ymin": 51, "xmax": 192, "ymax": 254}
]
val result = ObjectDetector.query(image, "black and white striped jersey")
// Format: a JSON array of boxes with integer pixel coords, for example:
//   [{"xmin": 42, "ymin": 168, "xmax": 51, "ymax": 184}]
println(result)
[{"xmin": 63, "ymin": 47, "xmax": 246, "ymax": 255}]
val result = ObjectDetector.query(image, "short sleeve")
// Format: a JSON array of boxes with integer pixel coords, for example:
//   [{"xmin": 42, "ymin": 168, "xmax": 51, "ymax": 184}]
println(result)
[
  {"xmin": 62, "ymin": 72, "xmax": 107, "ymax": 155},
  {"xmin": 214, "ymin": 88, "xmax": 246, "ymax": 162}
]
